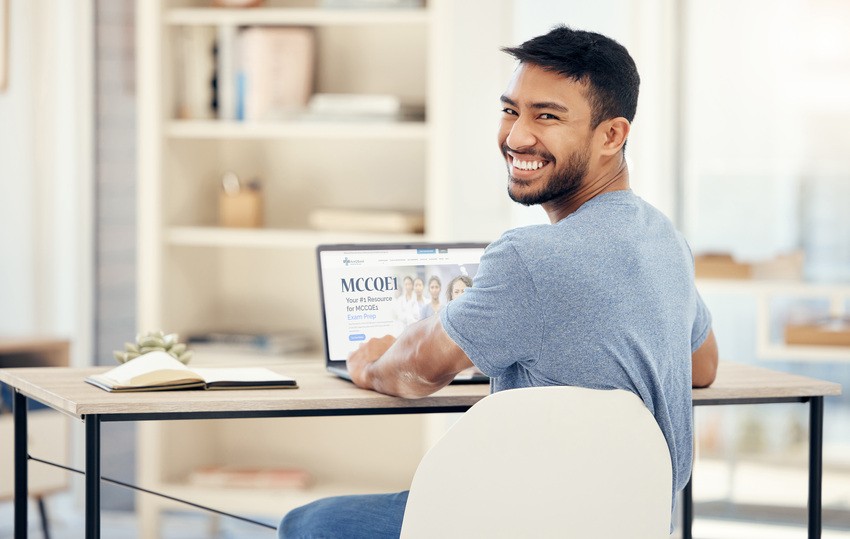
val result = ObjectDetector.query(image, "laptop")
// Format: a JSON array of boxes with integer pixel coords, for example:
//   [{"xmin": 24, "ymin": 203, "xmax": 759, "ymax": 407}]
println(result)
[{"xmin": 317, "ymin": 242, "xmax": 490, "ymax": 384}]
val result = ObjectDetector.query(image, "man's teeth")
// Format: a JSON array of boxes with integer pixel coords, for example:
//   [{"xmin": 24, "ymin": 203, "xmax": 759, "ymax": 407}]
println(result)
[{"xmin": 513, "ymin": 159, "xmax": 545, "ymax": 170}]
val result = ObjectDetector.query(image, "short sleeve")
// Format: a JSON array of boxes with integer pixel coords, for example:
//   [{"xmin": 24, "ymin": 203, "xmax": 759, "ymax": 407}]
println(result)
[
  {"xmin": 440, "ymin": 234, "xmax": 544, "ymax": 378},
  {"xmin": 691, "ymin": 290, "xmax": 712, "ymax": 353}
]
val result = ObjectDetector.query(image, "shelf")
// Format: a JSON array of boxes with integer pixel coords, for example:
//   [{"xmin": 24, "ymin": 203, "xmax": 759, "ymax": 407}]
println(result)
[
  {"xmin": 758, "ymin": 344, "xmax": 850, "ymax": 362},
  {"xmin": 697, "ymin": 278, "xmax": 850, "ymax": 361},
  {"xmin": 166, "ymin": 120, "xmax": 429, "ymax": 140},
  {"xmin": 151, "ymin": 479, "xmax": 410, "ymax": 517},
  {"xmin": 166, "ymin": 226, "xmax": 426, "ymax": 248},
  {"xmin": 165, "ymin": 7, "xmax": 430, "ymax": 27},
  {"xmin": 696, "ymin": 278, "xmax": 850, "ymax": 297}
]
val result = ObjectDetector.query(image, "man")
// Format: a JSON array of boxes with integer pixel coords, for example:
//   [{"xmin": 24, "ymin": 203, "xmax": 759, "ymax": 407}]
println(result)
[{"xmin": 279, "ymin": 25, "xmax": 718, "ymax": 538}]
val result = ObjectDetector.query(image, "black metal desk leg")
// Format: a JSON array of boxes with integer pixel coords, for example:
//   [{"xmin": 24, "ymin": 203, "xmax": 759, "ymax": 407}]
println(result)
[
  {"xmin": 85, "ymin": 415, "xmax": 101, "ymax": 539},
  {"xmin": 809, "ymin": 397, "xmax": 823, "ymax": 539},
  {"xmin": 14, "ymin": 390, "xmax": 28, "ymax": 539},
  {"xmin": 682, "ymin": 473, "xmax": 693, "ymax": 539}
]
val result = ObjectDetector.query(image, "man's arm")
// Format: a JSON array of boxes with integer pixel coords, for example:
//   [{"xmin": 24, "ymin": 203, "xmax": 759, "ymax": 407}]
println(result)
[
  {"xmin": 347, "ymin": 315, "xmax": 473, "ymax": 398},
  {"xmin": 692, "ymin": 328, "xmax": 718, "ymax": 388}
]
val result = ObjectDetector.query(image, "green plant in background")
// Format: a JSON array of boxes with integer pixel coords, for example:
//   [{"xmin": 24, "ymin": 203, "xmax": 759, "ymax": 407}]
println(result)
[{"xmin": 113, "ymin": 330, "xmax": 193, "ymax": 364}]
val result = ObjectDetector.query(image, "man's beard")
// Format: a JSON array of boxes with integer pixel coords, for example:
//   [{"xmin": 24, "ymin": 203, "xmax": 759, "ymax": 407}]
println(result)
[{"xmin": 503, "ymin": 143, "xmax": 591, "ymax": 207}]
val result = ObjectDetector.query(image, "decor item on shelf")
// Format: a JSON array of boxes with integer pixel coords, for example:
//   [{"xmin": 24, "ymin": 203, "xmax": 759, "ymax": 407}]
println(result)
[
  {"xmin": 693, "ymin": 251, "xmax": 804, "ymax": 281},
  {"xmin": 785, "ymin": 317, "xmax": 850, "ymax": 347},
  {"xmin": 218, "ymin": 171, "xmax": 264, "ymax": 228},
  {"xmin": 113, "ymin": 330, "xmax": 193, "ymax": 365},
  {"xmin": 309, "ymin": 207, "xmax": 425, "ymax": 234}
]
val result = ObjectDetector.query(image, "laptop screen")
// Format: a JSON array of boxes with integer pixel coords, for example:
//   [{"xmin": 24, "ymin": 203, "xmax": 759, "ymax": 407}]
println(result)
[{"xmin": 317, "ymin": 243, "xmax": 487, "ymax": 363}]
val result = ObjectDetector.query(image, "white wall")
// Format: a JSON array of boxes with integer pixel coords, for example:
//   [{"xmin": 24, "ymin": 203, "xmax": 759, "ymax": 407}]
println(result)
[
  {"xmin": 429, "ymin": 0, "xmax": 515, "ymax": 243},
  {"xmin": 0, "ymin": 0, "xmax": 93, "ymax": 367},
  {"xmin": 0, "ymin": 0, "xmax": 37, "ymax": 331},
  {"xmin": 681, "ymin": 0, "xmax": 850, "ymax": 272}
]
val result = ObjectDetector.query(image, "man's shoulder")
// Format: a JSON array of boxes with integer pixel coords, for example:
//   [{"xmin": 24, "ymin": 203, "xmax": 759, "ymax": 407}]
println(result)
[{"xmin": 489, "ymin": 225, "xmax": 559, "ymax": 259}]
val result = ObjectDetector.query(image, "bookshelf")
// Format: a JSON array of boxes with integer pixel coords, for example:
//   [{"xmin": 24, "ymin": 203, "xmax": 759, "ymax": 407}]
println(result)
[
  {"xmin": 165, "ymin": 119, "xmax": 429, "ymax": 139},
  {"xmin": 135, "ymin": 1, "xmax": 509, "ymax": 536},
  {"xmin": 696, "ymin": 278, "xmax": 850, "ymax": 362}
]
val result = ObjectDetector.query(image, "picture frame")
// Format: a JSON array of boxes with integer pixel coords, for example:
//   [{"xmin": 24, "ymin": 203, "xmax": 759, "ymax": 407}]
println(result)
[{"xmin": 0, "ymin": 0, "xmax": 7, "ymax": 92}]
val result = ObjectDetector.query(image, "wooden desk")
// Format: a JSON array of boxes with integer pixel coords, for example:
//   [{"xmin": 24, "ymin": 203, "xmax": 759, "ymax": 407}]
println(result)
[
  {"xmin": 691, "ymin": 362, "xmax": 841, "ymax": 539},
  {"xmin": 0, "ymin": 361, "xmax": 841, "ymax": 539}
]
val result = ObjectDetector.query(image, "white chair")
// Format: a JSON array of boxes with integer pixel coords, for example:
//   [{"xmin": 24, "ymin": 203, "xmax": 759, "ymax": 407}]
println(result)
[{"xmin": 400, "ymin": 386, "xmax": 673, "ymax": 539}]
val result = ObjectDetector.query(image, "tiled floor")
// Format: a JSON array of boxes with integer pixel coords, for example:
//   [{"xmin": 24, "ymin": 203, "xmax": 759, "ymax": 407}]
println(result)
[
  {"xmin": 3, "ymin": 508, "xmax": 850, "ymax": 538},
  {"xmin": 4, "ymin": 501, "xmax": 850, "ymax": 539},
  {"xmin": 4, "ymin": 509, "xmax": 850, "ymax": 539}
]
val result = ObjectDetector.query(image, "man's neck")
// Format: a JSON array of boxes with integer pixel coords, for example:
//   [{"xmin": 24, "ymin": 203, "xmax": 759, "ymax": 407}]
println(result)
[{"xmin": 543, "ymin": 158, "xmax": 630, "ymax": 224}]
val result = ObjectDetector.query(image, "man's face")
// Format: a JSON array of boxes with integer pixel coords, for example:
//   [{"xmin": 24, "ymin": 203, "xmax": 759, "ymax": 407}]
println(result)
[{"xmin": 498, "ymin": 64, "xmax": 595, "ymax": 206}]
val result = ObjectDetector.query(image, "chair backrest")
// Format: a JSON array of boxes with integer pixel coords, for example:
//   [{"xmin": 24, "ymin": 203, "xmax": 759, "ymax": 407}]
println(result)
[{"xmin": 400, "ymin": 386, "xmax": 673, "ymax": 539}]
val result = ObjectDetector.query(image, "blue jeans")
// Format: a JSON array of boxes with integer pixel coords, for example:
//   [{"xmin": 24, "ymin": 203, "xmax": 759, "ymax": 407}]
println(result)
[{"xmin": 278, "ymin": 491, "xmax": 409, "ymax": 539}]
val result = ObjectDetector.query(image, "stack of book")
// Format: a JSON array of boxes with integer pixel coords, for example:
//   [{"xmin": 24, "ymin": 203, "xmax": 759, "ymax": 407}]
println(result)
[
  {"xmin": 309, "ymin": 208, "xmax": 425, "ymax": 234},
  {"xmin": 175, "ymin": 26, "xmax": 316, "ymax": 121},
  {"xmin": 189, "ymin": 466, "xmax": 312, "ymax": 489}
]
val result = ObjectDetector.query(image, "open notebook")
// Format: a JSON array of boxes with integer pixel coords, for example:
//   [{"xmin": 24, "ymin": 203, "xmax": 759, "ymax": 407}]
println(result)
[{"xmin": 85, "ymin": 351, "xmax": 297, "ymax": 392}]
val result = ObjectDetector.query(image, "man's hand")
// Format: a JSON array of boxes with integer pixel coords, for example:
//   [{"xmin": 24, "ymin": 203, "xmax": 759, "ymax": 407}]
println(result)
[
  {"xmin": 344, "ymin": 315, "xmax": 474, "ymax": 398},
  {"xmin": 347, "ymin": 335, "xmax": 396, "ymax": 389}
]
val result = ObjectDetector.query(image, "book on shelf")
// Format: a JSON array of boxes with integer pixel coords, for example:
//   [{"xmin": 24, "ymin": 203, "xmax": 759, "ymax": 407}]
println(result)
[
  {"xmin": 189, "ymin": 465, "xmax": 313, "ymax": 489},
  {"xmin": 320, "ymin": 0, "xmax": 424, "ymax": 7},
  {"xmin": 85, "ymin": 351, "xmax": 298, "ymax": 393},
  {"xmin": 235, "ymin": 26, "xmax": 316, "ymax": 121},
  {"xmin": 305, "ymin": 93, "xmax": 400, "ymax": 120},
  {"xmin": 176, "ymin": 26, "xmax": 216, "ymax": 120},
  {"xmin": 309, "ymin": 208, "xmax": 425, "ymax": 234},
  {"xmin": 216, "ymin": 25, "xmax": 239, "ymax": 120},
  {"xmin": 303, "ymin": 93, "xmax": 426, "ymax": 123},
  {"xmin": 187, "ymin": 330, "xmax": 313, "ymax": 356}
]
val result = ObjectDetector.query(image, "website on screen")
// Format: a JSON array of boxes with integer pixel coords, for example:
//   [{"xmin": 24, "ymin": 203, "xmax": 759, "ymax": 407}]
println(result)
[{"xmin": 320, "ymin": 247, "xmax": 483, "ymax": 361}]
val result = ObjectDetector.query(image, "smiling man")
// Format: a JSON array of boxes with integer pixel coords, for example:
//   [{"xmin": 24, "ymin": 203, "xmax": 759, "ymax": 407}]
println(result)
[{"xmin": 278, "ymin": 26, "xmax": 718, "ymax": 539}]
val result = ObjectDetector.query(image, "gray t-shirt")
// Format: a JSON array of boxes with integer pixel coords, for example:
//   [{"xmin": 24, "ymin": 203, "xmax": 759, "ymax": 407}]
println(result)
[{"xmin": 440, "ymin": 189, "xmax": 711, "ymax": 496}]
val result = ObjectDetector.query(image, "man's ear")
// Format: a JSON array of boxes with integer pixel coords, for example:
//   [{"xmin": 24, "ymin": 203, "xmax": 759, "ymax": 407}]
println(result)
[{"xmin": 597, "ymin": 117, "xmax": 631, "ymax": 156}]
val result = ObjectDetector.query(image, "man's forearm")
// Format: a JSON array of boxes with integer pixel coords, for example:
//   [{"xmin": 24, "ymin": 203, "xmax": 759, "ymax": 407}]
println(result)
[
  {"xmin": 356, "ymin": 316, "xmax": 472, "ymax": 398},
  {"xmin": 692, "ymin": 329, "xmax": 718, "ymax": 388}
]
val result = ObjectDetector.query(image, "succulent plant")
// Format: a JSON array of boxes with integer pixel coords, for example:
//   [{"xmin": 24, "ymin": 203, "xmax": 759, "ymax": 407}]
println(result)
[{"xmin": 113, "ymin": 330, "xmax": 193, "ymax": 365}]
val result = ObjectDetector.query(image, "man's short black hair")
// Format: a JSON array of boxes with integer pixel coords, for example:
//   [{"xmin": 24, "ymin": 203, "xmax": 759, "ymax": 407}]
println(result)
[{"xmin": 501, "ymin": 26, "xmax": 640, "ymax": 128}]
